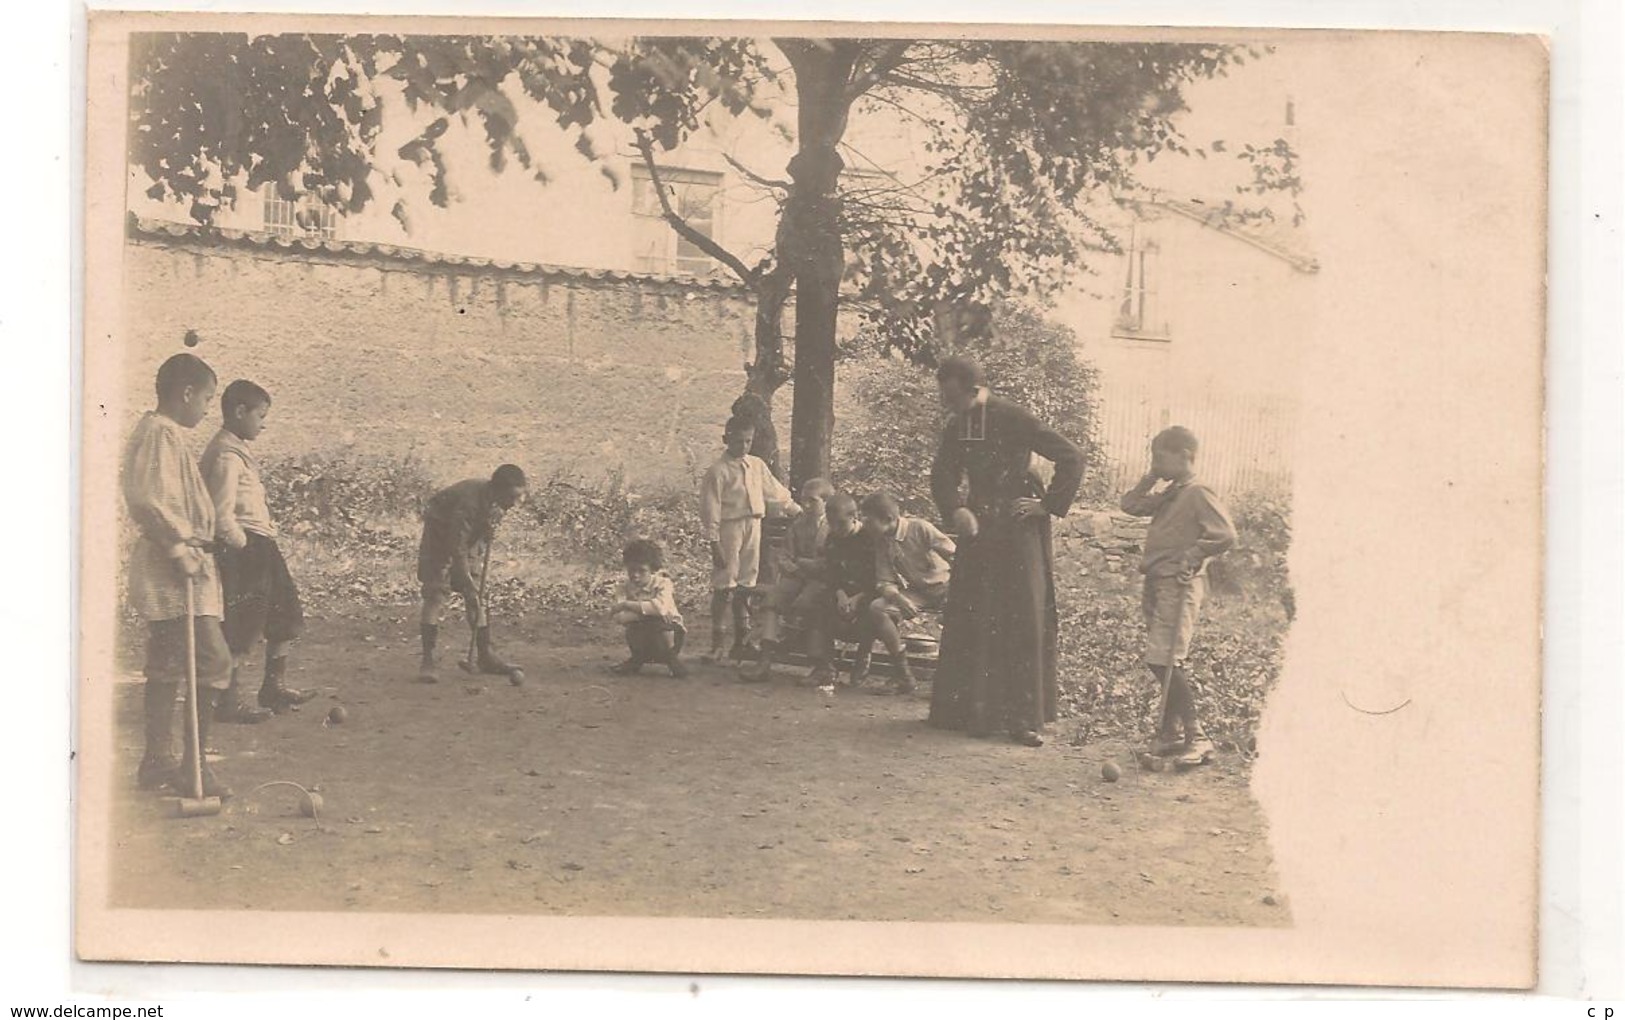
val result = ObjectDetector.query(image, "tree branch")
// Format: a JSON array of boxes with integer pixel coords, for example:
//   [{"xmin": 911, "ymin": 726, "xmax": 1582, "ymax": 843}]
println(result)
[
  {"xmin": 846, "ymin": 40, "xmax": 916, "ymax": 101},
  {"xmin": 634, "ymin": 130, "xmax": 758, "ymax": 285},
  {"xmin": 721, "ymin": 151, "xmax": 791, "ymax": 192},
  {"xmin": 882, "ymin": 69, "xmax": 990, "ymax": 101}
]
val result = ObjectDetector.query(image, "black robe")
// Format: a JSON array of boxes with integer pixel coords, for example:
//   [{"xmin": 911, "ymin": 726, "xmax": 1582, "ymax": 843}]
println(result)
[{"xmin": 927, "ymin": 394, "xmax": 1084, "ymax": 735}]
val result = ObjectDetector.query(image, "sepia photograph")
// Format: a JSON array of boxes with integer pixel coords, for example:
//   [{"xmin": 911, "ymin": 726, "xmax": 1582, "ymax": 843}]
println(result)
[{"xmin": 76, "ymin": 12, "xmax": 1547, "ymax": 986}]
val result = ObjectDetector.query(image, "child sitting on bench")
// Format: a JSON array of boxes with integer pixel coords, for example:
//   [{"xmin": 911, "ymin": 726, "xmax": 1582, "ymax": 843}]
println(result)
[
  {"xmin": 861, "ymin": 491, "xmax": 955, "ymax": 621},
  {"xmin": 744, "ymin": 477, "xmax": 835, "ymax": 683}
]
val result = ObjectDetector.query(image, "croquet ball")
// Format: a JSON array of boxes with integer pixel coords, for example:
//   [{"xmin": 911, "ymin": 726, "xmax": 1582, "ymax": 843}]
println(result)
[
  {"xmin": 1101, "ymin": 761, "xmax": 1121, "ymax": 783},
  {"xmin": 299, "ymin": 791, "xmax": 323, "ymax": 818},
  {"xmin": 508, "ymin": 669, "xmax": 526, "ymax": 687},
  {"xmin": 327, "ymin": 706, "xmax": 348, "ymax": 724},
  {"xmin": 183, "ymin": 329, "xmax": 201, "ymax": 347}
]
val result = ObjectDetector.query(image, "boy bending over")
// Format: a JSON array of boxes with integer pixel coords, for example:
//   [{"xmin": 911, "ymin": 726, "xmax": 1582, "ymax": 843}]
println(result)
[
  {"xmin": 862, "ymin": 491, "xmax": 955, "ymax": 620},
  {"xmin": 416, "ymin": 464, "xmax": 528, "ymax": 683}
]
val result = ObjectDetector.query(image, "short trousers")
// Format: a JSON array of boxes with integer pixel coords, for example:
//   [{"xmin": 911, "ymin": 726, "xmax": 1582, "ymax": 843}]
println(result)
[
  {"xmin": 880, "ymin": 580, "xmax": 949, "ymax": 617},
  {"xmin": 711, "ymin": 516, "xmax": 763, "ymax": 591},
  {"xmin": 1142, "ymin": 573, "xmax": 1207, "ymax": 668},
  {"xmin": 143, "ymin": 617, "xmax": 233, "ymax": 690},
  {"xmin": 418, "ymin": 526, "xmax": 487, "ymax": 598},
  {"xmin": 217, "ymin": 532, "xmax": 305, "ymax": 654}
]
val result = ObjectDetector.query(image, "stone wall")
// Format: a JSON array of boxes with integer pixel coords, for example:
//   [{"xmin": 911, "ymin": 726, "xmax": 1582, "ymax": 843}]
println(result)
[
  {"xmin": 1055, "ymin": 510, "xmax": 1152, "ymax": 577},
  {"xmin": 119, "ymin": 221, "xmax": 772, "ymax": 489}
]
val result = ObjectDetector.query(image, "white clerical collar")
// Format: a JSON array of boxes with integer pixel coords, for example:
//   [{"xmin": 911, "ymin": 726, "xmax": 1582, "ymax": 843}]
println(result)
[{"xmin": 960, "ymin": 389, "xmax": 990, "ymax": 441}]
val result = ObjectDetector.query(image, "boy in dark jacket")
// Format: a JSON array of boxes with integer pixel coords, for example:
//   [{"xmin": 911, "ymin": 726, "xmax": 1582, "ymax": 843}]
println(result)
[{"xmin": 416, "ymin": 464, "xmax": 528, "ymax": 683}]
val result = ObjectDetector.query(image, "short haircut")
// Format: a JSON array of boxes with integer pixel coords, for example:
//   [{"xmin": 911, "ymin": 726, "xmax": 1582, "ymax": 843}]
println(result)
[
  {"xmin": 622, "ymin": 538, "xmax": 664, "ymax": 571},
  {"xmin": 860, "ymin": 491, "xmax": 901, "ymax": 519},
  {"xmin": 491, "ymin": 463, "xmax": 528, "ymax": 489},
  {"xmin": 826, "ymin": 492, "xmax": 858, "ymax": 517},
  {"xmin": 800, "ymin": 477, "xmax": 836, "ymax": 502},
  {"xmin": 154, "ymin": 353, "xmax": 216, "ymax": 402},
  {"xmin": 935, "ymin": 355, "xmax": 986, "ymax": 392},
  {"xmin": 1152, "ymin": 426, "xmax": 1200, "ymax": 455},
  {"xmin": 723, "ymin": 415, "xmax": 755, "ymax": 440},
  {"xmin": 221, "ymin": 379, "xmax": 271, "ymax": 417}
]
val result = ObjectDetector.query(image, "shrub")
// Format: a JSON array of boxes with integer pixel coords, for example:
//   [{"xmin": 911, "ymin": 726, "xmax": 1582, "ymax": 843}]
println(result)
[
  {"xmin": 833, "ymin": 308, "xmax": 1110, "ymax": 514},
  {"xmin": 831, "ymin": 357, "xmax": 941, "ymax": 515},
  {"xmin": 524, "ymin": 469, "xmax": 712, "ymax": 610},
  {"xmin": 1053, "ymin": 500, "xmax": 1293, "ymax": 747},
  {"xmin": 263, "ymin": 449, "xmax": 435, "ymax": 553},
  {"xmin": 1206, "ymin": 492, "xmax": 1294, "ymax": 619}
]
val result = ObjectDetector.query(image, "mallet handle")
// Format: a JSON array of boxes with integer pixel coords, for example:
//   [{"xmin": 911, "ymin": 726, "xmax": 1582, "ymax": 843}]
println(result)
[
  {"xmin": 184, "ymin": 577, "xmax": 204, "ymax": 802},
  {"xmin": 465, "ymin": 537, "xmax": 494, "ymax": 665}
]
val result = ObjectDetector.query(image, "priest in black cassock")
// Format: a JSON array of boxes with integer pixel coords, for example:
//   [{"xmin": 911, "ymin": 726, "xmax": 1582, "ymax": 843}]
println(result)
[{"xmin": 927, "ymin": 356, "xmax": 1086, "ymax": 747}]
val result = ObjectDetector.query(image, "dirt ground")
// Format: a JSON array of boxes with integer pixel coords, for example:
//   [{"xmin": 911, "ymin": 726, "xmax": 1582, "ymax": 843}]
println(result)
[{"xmin": 108, "ymin": 609, "xmax": 1289, "ymax": 927}]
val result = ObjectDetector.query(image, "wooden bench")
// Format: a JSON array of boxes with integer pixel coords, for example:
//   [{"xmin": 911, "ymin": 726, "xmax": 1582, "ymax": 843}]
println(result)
[{"xmin": 755, "ymin": 516, "xmax": 945, "ymax": 681}]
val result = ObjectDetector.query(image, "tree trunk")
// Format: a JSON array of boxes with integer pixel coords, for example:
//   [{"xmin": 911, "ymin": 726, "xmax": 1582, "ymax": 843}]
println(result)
[
  {"xmin": 734, "ymin": 256, "xmax": 793, "ymax": 481},
  {"xmin": 780, "ymin": 42, "xmax": 857, "ymax": 491}
]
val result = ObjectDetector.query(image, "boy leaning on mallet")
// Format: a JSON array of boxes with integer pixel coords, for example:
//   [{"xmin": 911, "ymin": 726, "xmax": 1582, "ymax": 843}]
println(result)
[
  {"xmin": 415, "ymin": 464, "xmax": 528, "ymax": 684},
  {"xmin": 121, "ymin": 352, "xmax": 235, "ymax": 798},
  {"xmin": 1118, "ymin": 426, "xmax": 1237, "ymax": 766}
]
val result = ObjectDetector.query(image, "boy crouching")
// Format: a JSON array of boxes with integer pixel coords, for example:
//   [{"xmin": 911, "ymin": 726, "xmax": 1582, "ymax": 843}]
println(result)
[{"xmin": 611, "ymin": 539, "xmax": 688, "ymax": 678}]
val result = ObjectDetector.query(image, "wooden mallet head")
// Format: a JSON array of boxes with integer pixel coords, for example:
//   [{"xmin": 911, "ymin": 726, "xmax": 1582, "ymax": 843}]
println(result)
[{"xmin": 174, "ymin": 795, "xmax": 223, "ymax": 818}]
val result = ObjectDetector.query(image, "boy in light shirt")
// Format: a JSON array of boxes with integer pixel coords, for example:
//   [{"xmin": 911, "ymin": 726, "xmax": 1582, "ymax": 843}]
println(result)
[
  {"xmin": 698, "ymin": 415, "xmax": 799, "ymax": 662},
  {"xmin": 201, "ymin": 379, "xmax": 318, "ymax": 722},
  {"xmin": 122, "ymin": 353, "xmax": 233, "ymax": 796}
]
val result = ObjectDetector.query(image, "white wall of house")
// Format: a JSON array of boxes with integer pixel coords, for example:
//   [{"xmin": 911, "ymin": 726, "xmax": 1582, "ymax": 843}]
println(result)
[{"xmin": 1055, "ymin": 202, "xmax": 1314, "ymax": 497}]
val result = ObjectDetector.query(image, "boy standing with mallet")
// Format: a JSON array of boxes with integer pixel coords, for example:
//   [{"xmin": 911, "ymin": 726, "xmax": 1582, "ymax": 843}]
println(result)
[
  {"xmin": 416, "ymin": 464, "xmax": 528, "ymax": 684},
  {"xmin": 698, "ymin": 415, "xmax": 799, "ymax": 663},
  {"xmin": 121, "ymin": 353, "xmax": 235, "ymax": 797},
  {"xmin": 1119, "ymin": 426, "xmax": 1237, "ymax": 766}
]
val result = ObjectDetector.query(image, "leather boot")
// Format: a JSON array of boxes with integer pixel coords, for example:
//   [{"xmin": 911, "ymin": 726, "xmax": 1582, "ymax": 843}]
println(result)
[
  {"xmin": 418, "ymin": 624, "xmax": 439, "ymax": 683},
  {"xmin": 728, "ymin": 589, "xmax": 754, "ymax": 661},
  {"xmin": 258, "ymin": 655, "xmax": 316, "ymax": 712},
  {"xmin": 216, "ymin": 667, "xmax": 272, "ymax": 724},
  {"xmin": 475, "ymin": 625, "xmax": 517, "ymax": 675}
]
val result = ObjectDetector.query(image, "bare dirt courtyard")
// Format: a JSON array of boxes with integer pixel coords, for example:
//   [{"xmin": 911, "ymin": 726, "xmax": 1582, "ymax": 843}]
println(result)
[{"xmin": 107, "ymin": 610, "xmax": 1288, "ymax": 928}]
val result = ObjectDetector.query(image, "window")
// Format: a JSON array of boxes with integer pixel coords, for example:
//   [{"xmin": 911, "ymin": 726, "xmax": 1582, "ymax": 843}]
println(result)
[
  {"xmin": 1113, "ymin": 221, "xmax": 1168, "ymax": 340},
  {"xmin": 261, "ymin": 186, "xmax": 340, "ymax": 240},
  {"xmin": 630, "ymin": 163, "xmax": 723, "ymax": 275}
]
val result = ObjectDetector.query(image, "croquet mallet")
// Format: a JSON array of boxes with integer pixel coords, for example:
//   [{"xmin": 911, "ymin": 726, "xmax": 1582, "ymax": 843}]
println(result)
[
  {"xmin": 174, "ymin": 576, "xmax": 222, "ymax": 818},
  {"xmin": 459, "ymin": 539, "xmax": 493, "ymax": 673}
]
